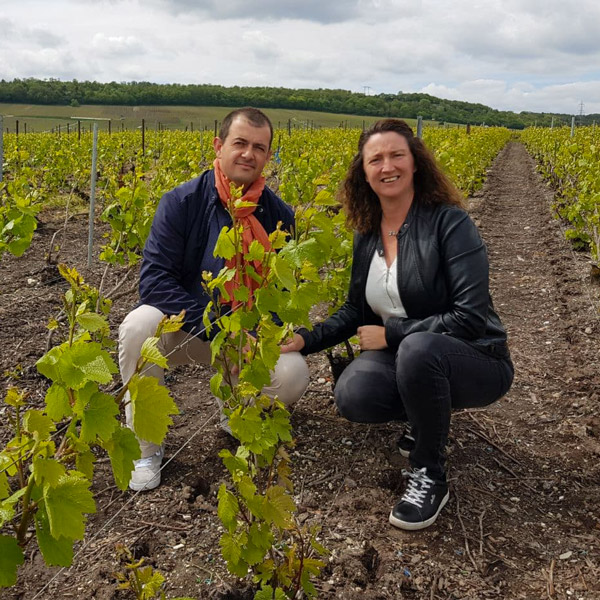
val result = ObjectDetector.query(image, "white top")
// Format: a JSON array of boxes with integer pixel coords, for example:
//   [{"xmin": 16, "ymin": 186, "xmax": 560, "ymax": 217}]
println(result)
[{"xmin": 365, "ymin": 250, "xmax": 407, "ymax": 323}]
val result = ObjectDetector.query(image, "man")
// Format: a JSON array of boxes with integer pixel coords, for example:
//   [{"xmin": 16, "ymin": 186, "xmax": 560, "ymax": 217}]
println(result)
[{"xmin": 119, "ymin": 108, "xmax": 309, "ymax": 491}]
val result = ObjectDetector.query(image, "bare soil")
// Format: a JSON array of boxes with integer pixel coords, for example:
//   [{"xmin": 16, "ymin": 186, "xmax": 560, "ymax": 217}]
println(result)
[{"xmin": 1, "ymin": 141, "xmax": 599, "ymax": 600}]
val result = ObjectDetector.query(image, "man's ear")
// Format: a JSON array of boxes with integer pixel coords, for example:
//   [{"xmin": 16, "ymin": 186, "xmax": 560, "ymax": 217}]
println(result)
[{"xmin": 213, "ymin": 137, "xmax": 222, "ymax": 156}]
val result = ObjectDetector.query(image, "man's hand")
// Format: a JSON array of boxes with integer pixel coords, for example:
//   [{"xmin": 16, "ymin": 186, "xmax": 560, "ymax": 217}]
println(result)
[
  {"xmin": 357, "ymin": 325, "xmax": 388, "ymax": 350},
  {"xmin": 280, "ymin": 333, "xmax": 305, "ymax": 354}
]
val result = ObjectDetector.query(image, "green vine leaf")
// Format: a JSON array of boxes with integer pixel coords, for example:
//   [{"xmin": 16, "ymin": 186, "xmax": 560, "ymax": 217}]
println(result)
[
  {"xmin": 140, "ymin": 336, "xmax": 168, "ymax": 369},
  {"xmin": 4, "ymin": 387, "xmax": 26, "ymax": 408},
  {"xmin": 37, "ymin": 341, "xmax": 117, "ymax": 389},
  {"xmin": 103, "ymin": 426, "xmax": 141, "ymax": 491},
  {"xmin": 219, "ymin": 449, "xmax": 249, "ymax": 476},
  {"xmin": 220, "ymin": 531, "xmax": 249, "ymax": 577},
  {"xmin": 254, "ymin": 585, "xmax": 287, "ymax": 600},
  {"xmin": 268, "ymin": 407, "xmax": 293, "ymax": 444},
  {"xmin": 75, "ymin": 344, "xmax": 118, "ymax": 385},
  {"xmin": 44, "ymin": 472, "xmax": 96, "ymax": 540},
  {"xmin": 74, "ymin": 441, "xmax": 96, "ymax": 480},
  {"xmin": 135, "ymin": 566, "xmax": 165, "ymax": 596},
  {"xmin": 217, "ymin": 484, "xmax": 239, "ymax": 532},
  {"xmin": 263, "ymin": 486, "xmax": 295, "ymax": 529},
  {"xmin": 80, "ymin": 392, "xmax": 119, "ymax": 442},
  {"xmin": 76, "ymin": 312, "xmax": 109, "ymax": 333},
  {"xmin": 34, "ymin": 504, "xmax": 74, "ymax": 567},
  {"xmin": 157, "ymin": 311, "xmax": 186, "ymax": 334},
  {"xmin": 23, "ymin": 410, "xmax": 55, "ymax": 440},
  {"xmin": 128, "ymin": 374, "xmax": 179, "ymax": 445},
  {"xmin": 32, "ymin": 457, "xmax": 67, "ymax": 488},
  {"xmin": 0, "ymin": 468, "xmax": 9, "ymax": 500},
  {"xmin": 44, "ymin": 383, "xmax": 72, "ymax": 421},
  {"xmin": 247, "ymin": 522, "xmax": 273, "ymax": 558},
  {"xmin": 214, "ymin": 226, "xmax": 237, "ymax": 260},
  {"xmin": 273, "ymin": 254, "xmax": 295, "ymax": 290},
  {"xmin": 0, "ymin": 535, "xmax": 25, "ymax": 587},
  {"xmin": 229, "ymin": 406, "xmax": 263, "ymax": 448},
  {"xmin": 244, "ymin": 240, "xmax": 265, "ymax": 262}
]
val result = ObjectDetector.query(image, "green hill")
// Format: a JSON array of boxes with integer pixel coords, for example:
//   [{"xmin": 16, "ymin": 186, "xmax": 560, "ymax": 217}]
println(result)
[{"xmin": 0, "ymin": 78, "xmax": 594, "ymax": 130}]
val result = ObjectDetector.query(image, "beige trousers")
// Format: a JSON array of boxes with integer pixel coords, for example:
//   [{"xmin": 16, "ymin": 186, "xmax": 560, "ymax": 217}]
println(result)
[{"xmin": 118, "ymin": 304, "xmax": 310, "ymax": 457}]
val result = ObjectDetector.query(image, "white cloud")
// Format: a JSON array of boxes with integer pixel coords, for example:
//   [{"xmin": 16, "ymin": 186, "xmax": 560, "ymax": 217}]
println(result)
[
  {"xmin": 241, "ymin": 30, "xmax": 281, "ymax": 61},
  {"xmin": 1, "ymin": 0, "xmax": 600, "ymax": 114},
  {"xmin": 146, "ymin": 0, "xmax": 359, "ymax": 23},
  {"xmin": 91, "ymin": 33, "xmax": 145, "ymax": 57},
  {"xmin": 421, "ymin": 80, "xmax": 600, "ymax": 114}
]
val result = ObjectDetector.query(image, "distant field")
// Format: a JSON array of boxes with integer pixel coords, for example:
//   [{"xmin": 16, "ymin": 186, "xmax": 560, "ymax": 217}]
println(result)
[{"xmin": 0, "ymin": 103, "xmax": 434, "ymax": 133}]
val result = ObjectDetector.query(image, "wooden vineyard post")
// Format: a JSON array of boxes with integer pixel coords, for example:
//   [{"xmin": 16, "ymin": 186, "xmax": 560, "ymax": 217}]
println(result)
[{"xmin": 417, "ymin": 116, "xmax": 423, "ymax": 139}]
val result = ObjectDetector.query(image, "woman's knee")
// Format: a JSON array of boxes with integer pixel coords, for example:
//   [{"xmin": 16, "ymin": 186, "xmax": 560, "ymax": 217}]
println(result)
[
  {"xmin": 334, "ymin": 386, "xmax": 360, "ymax": 422},
  {"xmin": 396, "ymin": 332, "xmax": 443, "ymax": 379},
  {"xmin": 333, "ymin": 367, "xmax": 369, "ymax": 422},
  {"xmin": 334, "ymin": 351, "xmax": 399, "ymax": 422}
]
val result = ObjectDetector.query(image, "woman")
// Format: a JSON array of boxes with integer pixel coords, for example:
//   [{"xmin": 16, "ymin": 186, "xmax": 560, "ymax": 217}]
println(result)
[{"xmin": 281, "ymin": 119, "xmax": 513, "ymax": 530}]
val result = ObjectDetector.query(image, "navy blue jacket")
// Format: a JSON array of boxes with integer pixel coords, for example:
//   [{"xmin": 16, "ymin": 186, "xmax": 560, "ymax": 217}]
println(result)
[{"xmin": 139, "ymin": 169, "xmax": 295, "ymax": 338}]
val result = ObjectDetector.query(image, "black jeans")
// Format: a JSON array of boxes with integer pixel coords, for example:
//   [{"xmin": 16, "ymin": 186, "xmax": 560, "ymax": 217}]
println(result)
[{"xmin": 334, "ymin": 332, "xmax": 514, "ymax": 482}]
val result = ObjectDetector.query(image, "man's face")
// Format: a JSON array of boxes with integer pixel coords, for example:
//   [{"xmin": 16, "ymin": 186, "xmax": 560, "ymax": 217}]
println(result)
[{"xmin": 213, "ymin": 117, "xmax": 272, "ymax": 188}]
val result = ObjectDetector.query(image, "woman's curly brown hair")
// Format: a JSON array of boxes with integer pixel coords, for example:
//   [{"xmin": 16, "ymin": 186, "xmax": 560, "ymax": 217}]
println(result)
[{"xmin": 341, "ymin": 119, "xmax": 464, "ymax": 234}]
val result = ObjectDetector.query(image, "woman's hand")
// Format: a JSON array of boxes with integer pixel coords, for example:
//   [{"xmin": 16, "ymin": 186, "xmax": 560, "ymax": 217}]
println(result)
[
  {"xmin": 357, "ymin": 325, "xmax": 388, "ymax": 350},
  {"xmin": 280, "ymin": 333, "xmax": 305, "ymax": 354}
]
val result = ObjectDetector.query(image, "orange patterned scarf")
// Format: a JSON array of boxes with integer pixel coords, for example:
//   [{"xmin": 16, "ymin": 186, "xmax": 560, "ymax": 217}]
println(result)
[{"xmin": 213, "ymin": 159, "xmax": 272, "ymax": 308}]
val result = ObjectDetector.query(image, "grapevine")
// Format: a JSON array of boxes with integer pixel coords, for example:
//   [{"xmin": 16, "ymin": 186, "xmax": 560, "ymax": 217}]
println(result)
[{"xmin": 521, "ymin": 125, "xmax": 600, "ymax": 264}]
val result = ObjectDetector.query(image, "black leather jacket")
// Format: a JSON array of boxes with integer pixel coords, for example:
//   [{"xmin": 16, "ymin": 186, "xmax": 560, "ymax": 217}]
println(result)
[{"xmin": 299, "ymin": 200, "xmax": 509, "ymax": 357}]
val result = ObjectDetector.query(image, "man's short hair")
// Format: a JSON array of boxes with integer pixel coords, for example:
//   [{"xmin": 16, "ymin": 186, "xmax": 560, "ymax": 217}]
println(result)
[{"xmin": 219, "ymin": 107, "xmax": 273, "ymax": 149}]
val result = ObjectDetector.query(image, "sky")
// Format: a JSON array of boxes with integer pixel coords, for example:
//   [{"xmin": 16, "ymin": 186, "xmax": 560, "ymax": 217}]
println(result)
[{"xmin": 1, "ymin": 0, "xmax": 600, "ymax": 115}]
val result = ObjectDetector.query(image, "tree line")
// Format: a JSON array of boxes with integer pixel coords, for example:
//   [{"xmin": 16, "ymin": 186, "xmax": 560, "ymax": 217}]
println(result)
[{"xmin": 0, "ymin": 78, "xmax": 596, "ymax": 129}]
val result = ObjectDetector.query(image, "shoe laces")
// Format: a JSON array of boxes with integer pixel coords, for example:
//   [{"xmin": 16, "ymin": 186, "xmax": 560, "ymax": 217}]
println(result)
[
  {"xmin": 400, "ymin": 467, "xmax": 434, "ymax": 508},
  {"xmin": 134, "ymin": 450, "xmax": 162, "ymax": 468}
]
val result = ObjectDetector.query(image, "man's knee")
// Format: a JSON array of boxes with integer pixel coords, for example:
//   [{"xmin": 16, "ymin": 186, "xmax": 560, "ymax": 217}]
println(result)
[
  {"xmin": 270, "ymin": 352, "xmax": 309, "ymax": 406},
  {"xmin": 119, "ymin": 304, "xmax": 165, "ymax": 350}
]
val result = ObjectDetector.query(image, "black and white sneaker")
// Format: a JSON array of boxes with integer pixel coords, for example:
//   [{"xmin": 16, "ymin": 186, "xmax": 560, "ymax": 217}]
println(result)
[
  {"xmin": 389, "ymin": 468, "xmax": 449, "ymax": 530},
  {"xmin": 397, "ymin": 433, "xmax": 415, "ymax": 458}
]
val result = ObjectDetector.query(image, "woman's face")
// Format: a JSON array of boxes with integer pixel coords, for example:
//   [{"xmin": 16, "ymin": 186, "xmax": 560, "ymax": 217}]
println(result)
[{"xmin": 362, "ymin": 132, "xmax": 416, "ymax": 203}]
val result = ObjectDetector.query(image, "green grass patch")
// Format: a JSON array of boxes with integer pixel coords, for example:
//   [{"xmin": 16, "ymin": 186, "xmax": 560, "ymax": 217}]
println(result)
[{"xmin": 0, "ymin": 103, "xmax": 433, "ymax": 133}]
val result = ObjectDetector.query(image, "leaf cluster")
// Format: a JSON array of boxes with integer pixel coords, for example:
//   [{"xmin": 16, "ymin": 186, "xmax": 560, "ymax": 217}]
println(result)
[
  {"xmin": 0, "ymin": 267, "xmax": 182, "ymax": 588},
  {"xmin": 521, "ymin": 126, "xmax": 600, "ymax": 263},
  {"xmin": 205, "ymin": 206, "xmax": 328, "ymax": 598}
]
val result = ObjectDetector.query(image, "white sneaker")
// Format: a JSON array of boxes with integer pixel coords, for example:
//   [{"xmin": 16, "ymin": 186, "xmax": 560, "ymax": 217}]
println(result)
[{"xmin": 129, "ymin": 449, "xmax": 164, "ymax": 491}]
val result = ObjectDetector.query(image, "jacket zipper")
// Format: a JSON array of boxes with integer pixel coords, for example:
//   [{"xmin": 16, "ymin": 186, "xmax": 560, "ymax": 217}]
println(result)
[{"xmin": 385, "ymin": 265, "xmax": 397, "ymax": 308}]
